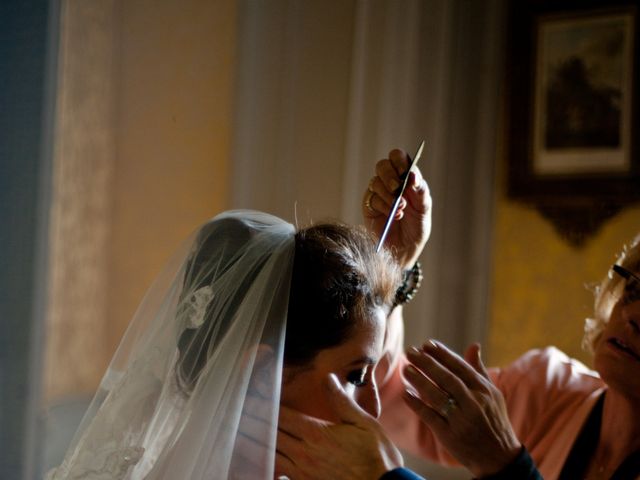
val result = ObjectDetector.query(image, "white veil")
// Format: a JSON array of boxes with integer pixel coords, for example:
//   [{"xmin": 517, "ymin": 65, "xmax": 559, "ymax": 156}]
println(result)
[{"xmin": 48, "ymin": 210, "xmax": 295, "ymax": 479}]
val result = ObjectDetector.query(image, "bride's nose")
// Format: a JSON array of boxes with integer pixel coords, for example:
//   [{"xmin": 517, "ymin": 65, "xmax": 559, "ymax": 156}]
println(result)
[{"xmin": 357, "ymin": 383, "xmax": 381, "ymax": 418}]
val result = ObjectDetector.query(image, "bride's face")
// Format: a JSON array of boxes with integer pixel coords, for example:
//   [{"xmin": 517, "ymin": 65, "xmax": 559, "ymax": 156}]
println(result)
[{"xmin": 280, "ymin": 306, "xmax": 386, "ymax": 420}]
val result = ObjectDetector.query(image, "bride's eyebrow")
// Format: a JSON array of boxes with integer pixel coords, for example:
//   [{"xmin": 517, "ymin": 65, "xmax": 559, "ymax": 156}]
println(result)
[{"xmin": 345, "ymin": 356, "xmax": 376, "ymax": 367}]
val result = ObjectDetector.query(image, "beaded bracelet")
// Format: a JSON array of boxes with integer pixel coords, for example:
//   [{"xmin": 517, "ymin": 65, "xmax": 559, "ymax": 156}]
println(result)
[{"xmin": 394, "ymin": 261, "xmax": 423, "ymax": 307}]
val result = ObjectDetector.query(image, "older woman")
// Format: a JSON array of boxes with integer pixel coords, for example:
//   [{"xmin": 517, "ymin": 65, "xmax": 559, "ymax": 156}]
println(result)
[
  {"xmin": 277, "ymin": 148, "xmax": 640, "ymax": 480},
  {"xmin": 393, "ymin": 234, "xmax": 640, "ymax": 479}
]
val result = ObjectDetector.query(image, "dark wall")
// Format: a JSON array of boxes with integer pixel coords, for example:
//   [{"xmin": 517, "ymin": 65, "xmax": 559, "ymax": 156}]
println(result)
[{"xmin": 0, "ymin": 1, "xmax": 58, "ymax": 478}]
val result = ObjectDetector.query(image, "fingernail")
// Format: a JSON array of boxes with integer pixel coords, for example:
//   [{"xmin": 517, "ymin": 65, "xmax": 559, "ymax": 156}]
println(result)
[
  {"xmin": 409, "ymin": 346, "xmax": 420, "ymax": 355},
  {"xmin": 390, "ymin": 179, "xmax": 400, "ymax": 191},
  {"xmin": 427, "ymin": 340, "xmax": 438, "ymax": 350}
]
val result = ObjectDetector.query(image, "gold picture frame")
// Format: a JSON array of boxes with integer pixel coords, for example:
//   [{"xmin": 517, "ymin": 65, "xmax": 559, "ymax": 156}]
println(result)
[{"xmin": 506, "ymin": 0, "xmax": 640, "ymax": 246}]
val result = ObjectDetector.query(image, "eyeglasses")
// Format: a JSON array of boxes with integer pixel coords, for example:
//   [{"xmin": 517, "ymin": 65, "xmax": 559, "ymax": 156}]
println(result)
[{"xmin": 612, "ymin": 264, "xmax": 640, "ymax": 305}]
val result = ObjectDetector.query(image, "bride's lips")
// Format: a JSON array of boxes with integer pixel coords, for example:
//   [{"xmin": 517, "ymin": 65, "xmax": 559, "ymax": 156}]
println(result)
[{"xmin": 607, "ymin": 337, "xmax": 640, "ymax": 362}]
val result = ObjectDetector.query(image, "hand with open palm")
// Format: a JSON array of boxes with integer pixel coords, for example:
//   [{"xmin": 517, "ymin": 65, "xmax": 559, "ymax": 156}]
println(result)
[{"xmin": 275, "ymin": 374, "xmax": 404, "ymax": 480}]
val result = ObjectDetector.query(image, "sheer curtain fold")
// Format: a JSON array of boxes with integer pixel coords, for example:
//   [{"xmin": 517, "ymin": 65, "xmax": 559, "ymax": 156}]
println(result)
[{"xmin": 232, "ymin": 0, "xmax": 505, "ymax": 351}]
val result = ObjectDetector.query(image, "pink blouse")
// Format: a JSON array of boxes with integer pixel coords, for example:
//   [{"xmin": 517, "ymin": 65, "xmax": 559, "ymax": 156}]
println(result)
[{"xmin": 378, "ymin": 318, "xmax": 605, "ymax": 480}]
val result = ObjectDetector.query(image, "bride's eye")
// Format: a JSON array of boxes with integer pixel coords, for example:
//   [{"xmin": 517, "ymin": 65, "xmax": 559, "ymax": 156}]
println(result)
[{"xmin": 346, "ymin": 366, "xmax": 369, "ymax": 387}]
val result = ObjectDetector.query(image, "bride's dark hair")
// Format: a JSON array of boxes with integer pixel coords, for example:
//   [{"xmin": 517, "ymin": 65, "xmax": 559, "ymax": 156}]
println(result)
[
  {"xmin": 285, "ymin": 223, "xmax": 400, "ymax": 365},
  {"xmin": 176, "ymin": 218, "xmax": 400, "ymax": 392}
]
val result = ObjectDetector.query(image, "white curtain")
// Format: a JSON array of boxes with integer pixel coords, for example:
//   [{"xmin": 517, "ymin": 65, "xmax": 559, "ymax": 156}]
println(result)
[{"xmin": 231, "ymin": 0, "xmax": 505, "ymax": 356}]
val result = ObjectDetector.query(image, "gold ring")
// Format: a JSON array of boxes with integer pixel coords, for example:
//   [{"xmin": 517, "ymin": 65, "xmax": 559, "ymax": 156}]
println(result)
[
  {"xmin": 364, "ymin": 190, "xmax": 375, "ymax": 214},
  {"xmin": 439, "ymin": 397, "xmax": 457, "ymax": 418}
]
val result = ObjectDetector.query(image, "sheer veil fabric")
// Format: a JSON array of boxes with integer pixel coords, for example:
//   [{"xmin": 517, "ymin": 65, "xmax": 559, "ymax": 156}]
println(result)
[{"xmin": 48, "ymin": 211, "xmax": 295, "ymax": 479}]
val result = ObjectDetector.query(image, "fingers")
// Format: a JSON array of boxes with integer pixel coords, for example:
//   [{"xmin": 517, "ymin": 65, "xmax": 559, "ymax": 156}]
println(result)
[
  {"xmin": 405, "ymin": 347, "xmax": 471, "ymax": 407},
  {"xmin": 275, "ymin": 453, "xmax": 295, "ymax": 480},
  {"xmin": 403, "ymin": 362, "xmax": 451, "ymax": 418},
  {"xmin": 388, "ymin": 148, "xmax": 427, "ymax": 194},
  {"xmin": 278, "ymin": 405, "xmax": 329, "ymax": 442},
  {"xmin": 388, "ymin": 149, "xmax": 410, "ymax": 176},
  {"xmin": 376, "ymin": 158, "xmax": 403, "ymax": 193},
  {"xmin": 276, "ymin": 413, "xmax": 327, "ymax": 478},
  {"xmin": 364, "ymin": 148, "xmax": 428, "ymax": 218},
  {"xmin": 404, "ymin": 170, "xmax": 432, "ymax": 213},
  {"xmin": 242, "ymin": 392, "xmax": 274, "ymax": 422},
  {"xmin": 275, "ymin": 436, "xmax": 305, "ymax": 480},
  {"xmin": 238, "ymin": 409, "xmax": 274, "ymax": 446},
  {"xmin": 374, "ymin": 150, "xmax": 417, "ymax": 196},
  {"xmin": 365, "ymin": 195, "xmax": 405, "ymax": 220},
  {"xmin": 233, "ymin": 431, "xmax": 271, "ymax": 476},
  {"xmin": 421, "ymin": 341, "xmax": 489, "ymax": 391},
  {"xmin": 238, "ymin": 392, "xmax": 278, "ymax": 455},
  {"xmin": 276, "ymin": 426, "xmax": 304, "ymax": 462},
  {"xmin": 463, "ymin": 343, "xmax": 490, "ymax": 380},
  {"xmin": 363, "ymin": 179, "xmax": 406, "ymax": 220},
  {"xmin": 369, "ymin": 175, "xmax": 399, "ymax": 206},
  {"xmin": 402, "ymin": 389, "xmax": 447, "ymax": 429},
  {"xmin": 325, "ymin": 373, "xmax": 370, "ymax": 425}
]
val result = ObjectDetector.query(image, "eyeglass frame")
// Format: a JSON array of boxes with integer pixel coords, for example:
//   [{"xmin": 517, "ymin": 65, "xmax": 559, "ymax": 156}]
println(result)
[
  {"xmin": 612, "ymin": 264, "xmax": 640, "ymax": 283},
  {"xmin": 612, "ymin": 264, "xmax": 640, "ymax": 305}
]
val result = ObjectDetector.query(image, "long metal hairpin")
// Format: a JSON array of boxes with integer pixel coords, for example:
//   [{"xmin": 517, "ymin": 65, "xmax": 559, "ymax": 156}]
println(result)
[{"xmin": 376, "ymin": 140, "xmax": 425, "ymax": 253}]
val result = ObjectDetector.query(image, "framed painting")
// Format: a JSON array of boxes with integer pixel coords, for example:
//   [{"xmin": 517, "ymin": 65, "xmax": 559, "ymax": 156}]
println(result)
[{"xmin": 506, "ymin": 0, "xmax": 640, "ymax": 244}]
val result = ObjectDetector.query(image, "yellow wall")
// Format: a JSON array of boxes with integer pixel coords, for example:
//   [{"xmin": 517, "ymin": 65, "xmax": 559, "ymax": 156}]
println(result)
[
  {"xmin": 488, "ymin": 200, "xmax": 640, "ymax": 367},
  {"xmin": 106, "ymin": 0, "xmax": 237, "ymax": 365}
]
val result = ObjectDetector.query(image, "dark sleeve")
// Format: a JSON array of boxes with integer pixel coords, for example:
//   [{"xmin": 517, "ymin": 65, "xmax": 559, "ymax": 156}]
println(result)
[
  {"xmin": 379, "ymin": 467, "xmax": 426, "ymax": 480},
  {"xmin": 481, "ymin": 447, "xmax": 543, "ymax": 480},
  {"xmin": 378, "ymin": 448, "xmax": 542, "ymax": 480}
]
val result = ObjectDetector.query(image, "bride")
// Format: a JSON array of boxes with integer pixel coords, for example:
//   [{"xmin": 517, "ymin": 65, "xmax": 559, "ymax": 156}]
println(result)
[{"xmin": 47, "ymin": 208, "xmax": 409, "ymax": 479}]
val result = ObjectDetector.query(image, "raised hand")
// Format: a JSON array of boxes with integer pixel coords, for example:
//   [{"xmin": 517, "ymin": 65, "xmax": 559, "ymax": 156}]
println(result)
[
  {"xmin": 402, "ymin": 340, "xmax": 522, "ymax": 478},
  {"xmin": 275, "ymin": 374, "xmax": 403, "ymax": 480},
  {"xmin": 362, "ymin": 148, "xmax": 432, "ymax": 269}
]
